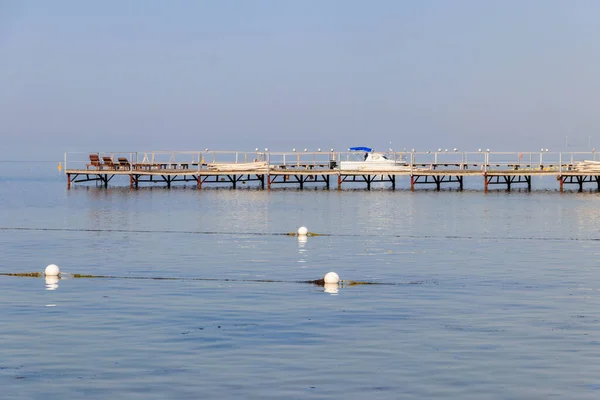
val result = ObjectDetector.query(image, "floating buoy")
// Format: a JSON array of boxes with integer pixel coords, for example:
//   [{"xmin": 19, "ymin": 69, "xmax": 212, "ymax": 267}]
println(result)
[
  {"xmin": 297, "ymin": 226, "xmax": 308, "ymax": 236},
  {"xmin": 44, "ymin": 264, "xmax": 60, "ymax": 277},
  {"xmin": 323, "ymin": 271, "xmax": 340, "ymax": 284}
]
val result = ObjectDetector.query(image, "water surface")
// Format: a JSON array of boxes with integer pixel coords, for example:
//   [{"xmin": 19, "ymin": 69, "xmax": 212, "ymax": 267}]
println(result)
[{"xmin": 1, "ymin": 162, "xmax": 600, "ymax": 399}]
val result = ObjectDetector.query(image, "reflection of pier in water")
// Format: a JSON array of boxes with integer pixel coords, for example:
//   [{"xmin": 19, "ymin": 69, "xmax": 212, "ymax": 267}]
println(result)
[{"xmin": 63, "ymin": 150, "xmax": 600, "ymax": 192}]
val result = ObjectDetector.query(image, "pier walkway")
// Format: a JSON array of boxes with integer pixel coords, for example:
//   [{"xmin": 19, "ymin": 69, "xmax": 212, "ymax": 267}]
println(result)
[{"xmin": 63, "ymin": 150, "xmax": 600, "ymax": 192}]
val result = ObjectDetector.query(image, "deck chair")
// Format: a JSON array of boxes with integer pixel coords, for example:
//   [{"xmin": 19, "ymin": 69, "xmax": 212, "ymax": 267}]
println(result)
[
  {"xmin": 102, "ymin": 156, "xmax": 115, "ymax": 169},
  {"xmin": 87, "ymin": 154, "xmax": 101, "ymax": 169},
  {"xmin": 118, "ymin": 157, "xmax": 131, "ymax": 170}
]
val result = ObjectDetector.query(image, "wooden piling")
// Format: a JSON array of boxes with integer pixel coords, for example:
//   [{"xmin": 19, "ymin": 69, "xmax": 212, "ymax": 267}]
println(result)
[
  {"xmin": 483, "ymin": 174, "xmax": 488, "ymax": 193},
  {"xmin": 559, "ymin": 176, "xmax": 563, "ymax": 193}
]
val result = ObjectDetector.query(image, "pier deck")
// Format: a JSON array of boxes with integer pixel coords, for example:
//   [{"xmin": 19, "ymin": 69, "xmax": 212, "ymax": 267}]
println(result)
[{"xmin": 63, "ymin": 150, "xmax": 600, "ymax": 192}]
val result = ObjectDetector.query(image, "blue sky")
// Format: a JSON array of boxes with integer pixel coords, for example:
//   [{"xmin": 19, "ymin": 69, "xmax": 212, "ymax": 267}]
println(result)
[{"xmin": 2, "ymin": 0, "xmax": 600, "ymax": 160}]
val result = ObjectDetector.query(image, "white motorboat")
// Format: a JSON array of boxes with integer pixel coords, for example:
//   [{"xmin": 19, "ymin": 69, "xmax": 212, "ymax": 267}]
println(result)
[{"xmin": 339, "ymin": 147, "xmax": 410, "ymax": 171}]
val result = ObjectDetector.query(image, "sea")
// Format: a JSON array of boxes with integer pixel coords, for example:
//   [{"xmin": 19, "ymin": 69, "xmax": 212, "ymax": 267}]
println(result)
[{"xmin": 1, "ymin": 162, "xmax": 600, "ymax": 399}]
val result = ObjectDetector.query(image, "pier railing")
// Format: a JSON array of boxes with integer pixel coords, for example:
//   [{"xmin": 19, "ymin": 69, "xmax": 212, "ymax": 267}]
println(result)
[
  {"xmin": 64, "ymin": 151, "xmax": 266, "ymax": 171},
  {"xmin": 64, "ymin": 150, "xmax": 600, "ymax": 173},
  {"xmin": 64, "ymin": 151, "xmax": 139, "ymax": 172}
]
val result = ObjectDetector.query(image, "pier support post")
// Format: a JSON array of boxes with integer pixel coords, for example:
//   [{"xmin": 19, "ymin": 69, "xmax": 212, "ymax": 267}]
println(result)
[
  {"xmin": 410, "ymin": 175, "xmax": 415, "ymax": 192},
  {"xmin": 483, "ymin": 174, "xmax": 488, "ymax": 193},
  {"xmin": 268, "ymin": 175, "xmax": 272, "ymax": 190},
  {"xmin": 559, "ymin": 176, "xmax": 563, "ymax": 193},
  {"xmin": 337, "ymin": 174, "xmax": 342, "ymax": 190},
  {"xmin": 67, "ymin": 173, "xmax": 71, "ymax": 189},
  {"xmin": 325, "ymin": 175, "xmax": 330, "ymax": 190},
  {"xmin": 391, "ymin": 175, "xmax": 395, "ymax": 190},
  {"xmin": 458, "ymin": 176, "xmax": 463, "ymax": 191},
  {"xmin": 129, "ymin": 174, "xmax": 134, "ymax": 189},
  {"xmin": 197, "ymin": 175, "xmax": 202, "ymax": 189}
]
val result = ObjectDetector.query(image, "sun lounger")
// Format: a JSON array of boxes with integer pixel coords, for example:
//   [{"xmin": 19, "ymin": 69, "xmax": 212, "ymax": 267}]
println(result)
[
  {"xmin": 102, "ymin": 156, "xmax": 115, "ymax": 169},
  {"xmin": 118, "ymin": 157, "xmax": 131, "ymax": 170},
  {"xmin": 87, "ymin": 154, "xmax": 101, "ymax": 169}
]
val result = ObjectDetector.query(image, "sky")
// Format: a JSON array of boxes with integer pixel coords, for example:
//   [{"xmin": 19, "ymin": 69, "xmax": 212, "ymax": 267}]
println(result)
[{"xmin": 2, "ymin": 0, "xmax": 600, "ymax": 160}]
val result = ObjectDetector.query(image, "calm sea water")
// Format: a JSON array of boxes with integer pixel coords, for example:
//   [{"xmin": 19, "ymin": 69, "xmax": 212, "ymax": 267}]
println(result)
[{"xmin": 2, "ymin": 162, "xmax": 600, "ymax": 399}]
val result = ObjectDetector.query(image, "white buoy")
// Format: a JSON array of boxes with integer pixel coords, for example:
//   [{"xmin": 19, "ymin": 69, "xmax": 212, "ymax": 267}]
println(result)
[
  {"xmin": 297, "ymin": 226, "xmax": 308, "ymax": 236},
  {"xmin": 323, "ymin": 271, "xmax": 340, "ymax": 284},
  {"xmin": 45, "ymin": 264, "xmax": 60, "ymax": 277}
]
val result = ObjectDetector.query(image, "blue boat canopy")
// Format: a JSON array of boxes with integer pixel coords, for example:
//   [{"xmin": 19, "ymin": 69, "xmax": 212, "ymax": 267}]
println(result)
[{"xmin": 348, "ymin": 146, "xmax": 373, "ymax": 152}]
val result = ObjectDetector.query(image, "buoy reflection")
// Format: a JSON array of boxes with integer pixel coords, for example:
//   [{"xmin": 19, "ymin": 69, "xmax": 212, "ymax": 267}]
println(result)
[
  {"xmin": 297, "ymin": 236, "xmax": 308, "ymax": 263},
  {"xmin": 45, "ymin": 276, "xmax": 59, "ymax": 291},
  {"xmin": 323, "ymin": 283, "xmax": 339, "ymax": 294},
  {"xmin": 297, "ymin": 235, "xmax": 308, "ymax": 248}
]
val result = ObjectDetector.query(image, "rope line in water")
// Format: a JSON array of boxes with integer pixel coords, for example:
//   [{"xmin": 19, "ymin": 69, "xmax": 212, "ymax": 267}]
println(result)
[
  {"xmin": 0, "ymin": 226, "xmax": 325, "ymax": 237},
  {"xmin": 0, "ymin": 272, "xmax": 427, "ymax": 286},
  {"xmin": 0, "ymin": 226, "xmax": 598, "ymax": 242}
]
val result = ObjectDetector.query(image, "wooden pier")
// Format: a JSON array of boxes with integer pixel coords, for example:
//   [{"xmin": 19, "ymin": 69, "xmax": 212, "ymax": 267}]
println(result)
[{"xmin": 63, "ymin": 150, "xmax": 600, "ymax": 192}]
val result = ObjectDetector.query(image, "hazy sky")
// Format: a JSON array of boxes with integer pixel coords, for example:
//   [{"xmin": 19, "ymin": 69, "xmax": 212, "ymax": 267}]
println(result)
[{"xmin": 2, "ymin": 0, "xmax": 600, "ymax": 160}]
